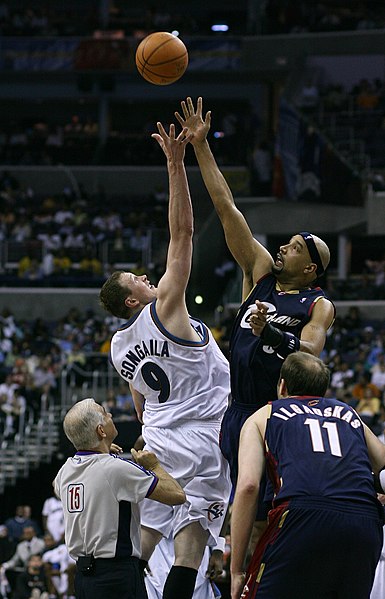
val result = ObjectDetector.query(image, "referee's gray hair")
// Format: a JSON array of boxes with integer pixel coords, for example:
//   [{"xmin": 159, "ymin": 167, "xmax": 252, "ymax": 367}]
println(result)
[{"xmin": 63, "ymin": 398, "xmax": 105, "ymax": 450}]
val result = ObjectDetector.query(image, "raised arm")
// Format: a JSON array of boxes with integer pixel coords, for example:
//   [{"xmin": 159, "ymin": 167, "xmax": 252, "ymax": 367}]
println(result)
[
  {"xmin": 175, "ymin": 97, "xmax": 273, "ymax": 298},
  {"xmin": 151, "ymin": 122, "xmax": 200, "ymax": 340}
]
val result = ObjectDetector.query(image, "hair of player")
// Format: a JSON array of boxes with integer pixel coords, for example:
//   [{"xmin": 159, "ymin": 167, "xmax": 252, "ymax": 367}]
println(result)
[
  {"xmin": 312, "ymin": 234, "xmax": 330, "ymax": 272},
  {"xmin": 99, "ymin": 270, "xmax": 132, "ymax": 319},
  {"xmin": 280, "ymin": 352, "xmax": 330, "ymax": 397},
  {"xmin": 63, "ymin": 398, "xmax": 105, "ymax": 450}
]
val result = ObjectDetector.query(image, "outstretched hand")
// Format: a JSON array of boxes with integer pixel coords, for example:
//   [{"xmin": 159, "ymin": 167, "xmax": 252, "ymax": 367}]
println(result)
[
  {"xmin": 175, "ymin": 96, "xmax": 211, "ymax": 145},
  {"xmin": 151, "ymin": 122, "xmax": 192, "ymax": 162}
]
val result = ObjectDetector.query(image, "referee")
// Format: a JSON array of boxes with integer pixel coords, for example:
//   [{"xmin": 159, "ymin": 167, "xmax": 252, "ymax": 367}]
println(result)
[{"xmin": 54, "ymin": 398, "xmax": 186, "ymax": 599}]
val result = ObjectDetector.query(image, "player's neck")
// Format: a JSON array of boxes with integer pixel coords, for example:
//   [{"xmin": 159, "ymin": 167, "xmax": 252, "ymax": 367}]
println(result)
[
  {"xmin": 276, "ymin": 280, "xmax": 303, "ymax": 292},
  {"xmin": 276, "ymin": 279, "xmax": 315, "ymax": 293}
]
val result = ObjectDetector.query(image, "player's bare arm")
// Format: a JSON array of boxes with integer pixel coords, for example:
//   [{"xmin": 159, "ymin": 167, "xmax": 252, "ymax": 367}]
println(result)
[
  {"xmin": 297, "ymin": 298, "xmax": 335, "ymax": 356},
  {"xmin": 364, "ymin": 424, "xmax": 385, "ymax": 474},
  {"xmin": 131, "ymin": 448, "xmax": 186, "ymax": 506},
  {"xmin": 249, "ymin": 297, "xmax": 334, "ymax": 356},
  {"xmin": 175, "ymin": 97, "xmax": 273, "ymax": 295},
  {"xmin": 230, "ymin": 409, "xmax": 267, "ymax": 598},
  {"xmin": 151, "ymin": 121, "xmax": 199, "ymax": 341},
  {"xmin": 130, "ymin": 384, "xmax": 145, "ymax": 424}
]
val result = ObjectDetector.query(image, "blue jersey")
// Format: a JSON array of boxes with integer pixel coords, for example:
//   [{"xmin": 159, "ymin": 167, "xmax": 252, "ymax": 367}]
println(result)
[
  {"xmin": 265, "ymin": 396, "xmax": 378, "ymax": 507},
  {"xmin": 230, "ymin": 273, "xmax": 332, "ymax": 408}
]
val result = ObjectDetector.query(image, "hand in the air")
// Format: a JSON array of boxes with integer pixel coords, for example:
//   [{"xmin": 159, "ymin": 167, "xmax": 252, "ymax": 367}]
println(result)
[
  {"xmin": 151, "ymin": 122, "xmax": 192, "ymax": 162},
  {"xmin": 175, "ymin": 97, "xmax": 211, "ymax": 146}
]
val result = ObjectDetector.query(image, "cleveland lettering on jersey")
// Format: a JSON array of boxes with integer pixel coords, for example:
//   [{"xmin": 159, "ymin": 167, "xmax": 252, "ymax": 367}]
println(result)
[
  {"xmin": 272, "ymin": 401, "xmax": 362, "ymax": 428},
  {"xmin": 241, "ymin": 304, "xmax": 301, "ymax": 330},
  {"xmin": 120, "ymin": 339, "xmax": 170, "ymax": 380}
]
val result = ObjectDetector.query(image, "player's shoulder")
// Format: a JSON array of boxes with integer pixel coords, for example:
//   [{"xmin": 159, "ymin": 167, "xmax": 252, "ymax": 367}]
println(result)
[{"xmin": 310, "ymin": 294, "xmax": 336, "ymax": 323}]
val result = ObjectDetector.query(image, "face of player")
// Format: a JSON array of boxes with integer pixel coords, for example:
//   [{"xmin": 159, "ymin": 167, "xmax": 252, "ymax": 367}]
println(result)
[
  {"xmin": 272, "ymin": 235, "xmax": 312, "ymax": 279},
  {"xmin": 121, "ymin": 272, "xmax": 157, "ymax": 306}
]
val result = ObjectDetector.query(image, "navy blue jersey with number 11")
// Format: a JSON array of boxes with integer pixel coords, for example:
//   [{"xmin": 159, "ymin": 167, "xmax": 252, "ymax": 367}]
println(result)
[{"xmin": 265, "ymin": 395, "xmax": 378, "ymax": 507}]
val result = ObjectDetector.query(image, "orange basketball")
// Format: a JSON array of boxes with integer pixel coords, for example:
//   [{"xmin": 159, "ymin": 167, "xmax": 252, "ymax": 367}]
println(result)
[{"xmin": 135, "ymin": 32, "xmax": 188, "ymax": 86}]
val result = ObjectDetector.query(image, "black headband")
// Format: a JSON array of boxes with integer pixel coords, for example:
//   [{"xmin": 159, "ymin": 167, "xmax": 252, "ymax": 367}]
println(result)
[{"xmin": 299, "ymin": 231, "xmax": 324, "ymax": 277}]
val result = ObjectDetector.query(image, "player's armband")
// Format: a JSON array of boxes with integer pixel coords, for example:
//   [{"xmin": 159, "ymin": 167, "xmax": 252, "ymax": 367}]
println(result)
[{"xmin": 261, "ymin": 323, "xmax": 300, "ymax": 358}]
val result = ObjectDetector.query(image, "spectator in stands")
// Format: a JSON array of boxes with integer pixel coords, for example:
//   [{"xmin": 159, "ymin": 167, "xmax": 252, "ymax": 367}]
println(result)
[
  {"xmin": 352, "ymin": 371, "xmax": 381, "ymax": 402},
  {"xmin": 41, "ymin": 250, "xmax": 55, "ymax": 278},
  {"xmin": 128, "ymin": 227, "xmax": 150, "ymax": 262},
  {"xmin": 356, "ymin": 79, "xmax": 380, "ymax": 110},
  {"xmin": 12, "ymin": 553, "xmax": 49, "ymax": 599},
  {"xmin": 1, "ymin": 525, "xmax": 45, "ymax": 571},
  {"xmin": 330, "ymin": 358, "xmax": 354, "ymax": 398},
  {"xmin": 78, "ymin": 249, "xmax": 103, "ymax": 277},
  {"xmin": 356, "ymin": 386, "xmax": 382, "ymax": 433},
  {"xmin": 10, "ymin": 214, "xmax": 32, "ymax": 243},
  {"xmin": 53, "ymin": 248, "xmax": 72, "ymax": 276},
  {"xmin": 0, "ymin": 526, "xmax": 16, "ymax": 564},
  {"xmin": 0, "ymin": 386, "xmax": 25, "ymax": 439},
  {"xmin": 115, "ymin": 383, "xmax": 136, "ymax": 415},
  {"xmin": 66, "ymin": 342, "xmax": 87, "ymax": 383},
  {"xmin": 63, "ymin": 227, "xmax": 84, "ymax": 251},
  {"xmin": 17, "ymin": 254, "xmax": 34, "ymax": 278},
  {"xmin": 102, "ymin": 390, "xmax": 125, "ymax": 420},
  {"xmin": 22, "ymin": 258, "xmax": 44, "ymax": 281},
  {"xmin": 371, "ymin": 355, "xmax": 385, "ymax": 394},
  {"xmin": 32, "ymin": 356, "xmax": 57, "ymax": 392},
  {"xmin": 64, "ymin": 115, "xmax": 82, "ymax": 135},
  {"xmin": 37, "ymin": 224, "xmax": 62, "ymax": 252},
  {"xmin": 365, "ymin": 254, "xmax": 385, "ymax": 298}
]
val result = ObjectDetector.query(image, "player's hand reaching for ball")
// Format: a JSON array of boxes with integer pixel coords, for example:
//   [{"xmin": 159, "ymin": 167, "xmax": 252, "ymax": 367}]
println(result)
[
  {"xmin": 175, "ymin": 97, "xmax": 211, "ymax": 145},
  {"xmin": 131, "ymin": 448, "xmax": 159, "ymax": 471},
  {"xmin": 151, "ymin": 122, "xmax": 192, "ymax": 164}
]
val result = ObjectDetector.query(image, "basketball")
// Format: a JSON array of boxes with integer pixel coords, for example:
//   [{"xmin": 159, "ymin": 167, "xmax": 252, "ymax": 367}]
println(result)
[{"xmin": 135, "ymin": 32, "xmax": 188, "ymax": 86}]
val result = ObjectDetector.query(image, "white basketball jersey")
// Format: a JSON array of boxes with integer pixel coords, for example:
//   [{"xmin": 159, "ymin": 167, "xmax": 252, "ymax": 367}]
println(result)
[{"xmin": 110, "ymin": 301, "xmax": 230, "ymax": 428}]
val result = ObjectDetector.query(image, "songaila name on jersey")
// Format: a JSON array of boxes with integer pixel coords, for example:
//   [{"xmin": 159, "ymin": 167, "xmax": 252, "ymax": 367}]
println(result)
[{"xmin": 120, "ymin": 339, "xmax": 170, "ymax": 380}]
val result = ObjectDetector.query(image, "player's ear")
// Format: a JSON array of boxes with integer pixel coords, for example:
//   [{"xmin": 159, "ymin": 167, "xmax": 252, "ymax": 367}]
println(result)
[
  {"xmin": 304, "ymin": 263, "xmax": 317, "ymax": 275},
  {"xmin": 125, "ymin": 296, "xmax": 139, "ymax": 308},
  {"xmin": 97, "ymin": 424, "xmax": 106, "ymax": 439},
  {"xmin": 278, "ymin": 378, "xmax": 288, "ymax": 397}
]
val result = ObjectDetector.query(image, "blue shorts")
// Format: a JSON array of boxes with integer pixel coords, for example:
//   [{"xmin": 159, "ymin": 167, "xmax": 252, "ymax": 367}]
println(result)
[
  {"xmin": 243, "ymin": 497, "xmax": 383, "ymax": 599},
  {"xmin": 220, "ymin": 402, "xmax": 270, "ymax": 520}
]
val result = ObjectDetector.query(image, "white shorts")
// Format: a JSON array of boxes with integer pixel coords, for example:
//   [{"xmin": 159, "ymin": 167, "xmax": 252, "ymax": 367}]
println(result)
[{"xmin": 141, "ymin": 421, "xmax": 231, "ymax": 546}]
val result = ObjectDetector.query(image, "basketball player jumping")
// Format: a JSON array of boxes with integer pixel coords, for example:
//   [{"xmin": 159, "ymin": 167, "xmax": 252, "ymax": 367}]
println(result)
[{"xmin": 100, "ymin": 123, "xmax": 231, "ymax": 599}]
